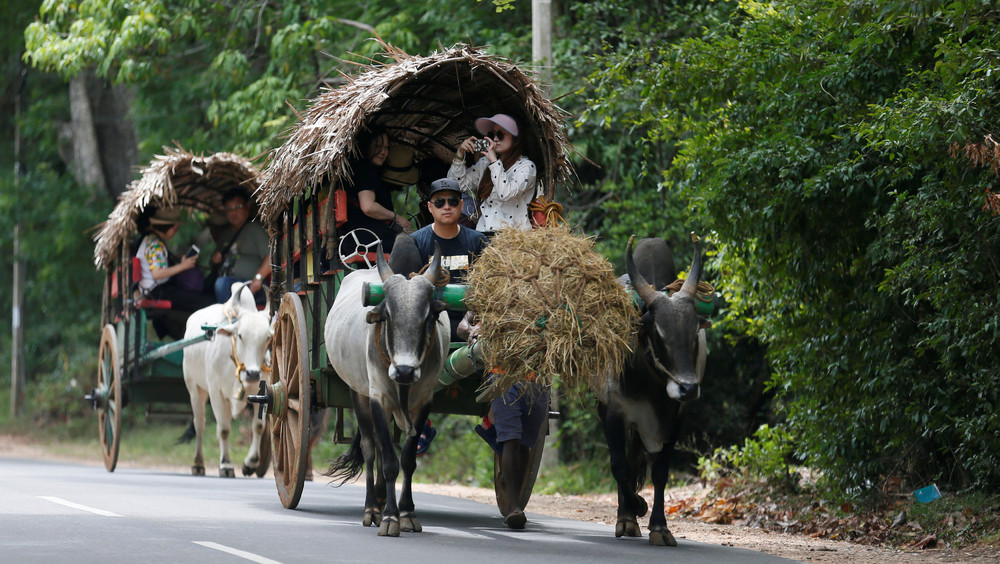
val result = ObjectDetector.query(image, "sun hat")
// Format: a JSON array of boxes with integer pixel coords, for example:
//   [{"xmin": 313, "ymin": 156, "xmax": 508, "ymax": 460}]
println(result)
[
  {"xmin": 474, "ymin": 113, "xmax": 519, "ymax": 137},
  {"xmin": 148, "ymin": 207, "xmax": 182, "ymax": 226},
  {"xmin": 428, "ymin": 178, "xmax": 461, "ymax": 198},
  {"xmin": 381, "ymin": 144, "xmax": 420, "ymax": 186}
]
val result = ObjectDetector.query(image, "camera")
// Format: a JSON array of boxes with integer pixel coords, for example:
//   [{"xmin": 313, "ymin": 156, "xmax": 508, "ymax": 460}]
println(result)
[{"xmin": 473, "ymin": 138, "xmax": 491, "ymax": 153}]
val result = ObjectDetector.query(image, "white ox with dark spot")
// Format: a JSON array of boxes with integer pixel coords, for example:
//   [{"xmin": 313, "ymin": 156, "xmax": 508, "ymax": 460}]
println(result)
[
  {"xmin": 324, "ymin": 244, "xmax": 449, "ymax": 537},
  {"xmin": 597, "ymin": 235, "xmax": 710, "ymax": 546},
  {"xmin": 182, "ymin": 284, "xmax": 272, "ymax": 477}
]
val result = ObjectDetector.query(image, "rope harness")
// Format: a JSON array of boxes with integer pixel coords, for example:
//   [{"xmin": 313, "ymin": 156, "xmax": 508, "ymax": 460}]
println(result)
[
  {"xmin": 641, "ymin": 279, "xmax": 714, "ymax": 388},
  {"xmin": 222, "ymin": 305, "xmax": 248, "ymax": 400}
]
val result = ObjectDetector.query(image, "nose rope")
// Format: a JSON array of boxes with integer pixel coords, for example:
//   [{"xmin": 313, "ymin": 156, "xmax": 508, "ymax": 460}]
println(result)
[
  {"xmin": 372, "ymin": 318, "xmax": 437, "ymax": 371},
  {"xmin": 645, "ymin": 335, "xmax": 704, "ymax": 387}
]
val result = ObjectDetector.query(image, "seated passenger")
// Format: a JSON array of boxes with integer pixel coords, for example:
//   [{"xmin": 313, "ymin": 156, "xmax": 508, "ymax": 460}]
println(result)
[
  {"xmin": 209, "ymin": 188, "xmax": 271, "ymax": 304},
  {"xmin": 340, "ymin": 127, "xmax": 412, "ymax": 255},
  {"xmin": 410, "ymin": 178, "xmax": 488, "ymax": 341},
  {"xmin": 136, "ymin": 208, "xmax": 215, "ymax": 339}
]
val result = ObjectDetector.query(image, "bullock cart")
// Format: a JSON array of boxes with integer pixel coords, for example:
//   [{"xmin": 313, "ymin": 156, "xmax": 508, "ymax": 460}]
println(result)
[
  {"xmin": 249, "ymin": 43, "xmax": 574, "ymax": 515},
  {"xmin": 89, "ymin": 149, "xmax": 269, "ymax": 473}
]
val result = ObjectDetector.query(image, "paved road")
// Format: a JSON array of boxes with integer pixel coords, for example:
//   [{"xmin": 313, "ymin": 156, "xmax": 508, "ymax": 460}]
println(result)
[{"xmin": 0, "ymin": 457, "xmax": 798, "ymax": 563}]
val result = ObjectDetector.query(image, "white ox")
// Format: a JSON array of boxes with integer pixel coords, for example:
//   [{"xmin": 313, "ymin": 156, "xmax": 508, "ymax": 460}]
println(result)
[
  {"xmin": 325, "ymin": 245, "xmax": 449, "ymax": 537},
  {"xmin": 182, "ymin": 284, "xmax": 272, "ymax": 477}
]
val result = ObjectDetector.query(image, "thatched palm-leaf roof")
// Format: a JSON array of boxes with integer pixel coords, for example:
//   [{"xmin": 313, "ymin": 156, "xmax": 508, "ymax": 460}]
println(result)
[
  {"xmin": 93, "ymin": 148, "xmax": 259, "ymax": 269},
  {"xmin": 256, "ymin": 43, "xmax": 574, "ymax": 229}
]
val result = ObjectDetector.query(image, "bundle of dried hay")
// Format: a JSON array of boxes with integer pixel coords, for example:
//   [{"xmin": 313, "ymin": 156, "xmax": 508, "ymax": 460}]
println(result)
[{"xmin": 465, "ymin": 226, "xmax": 637, "ymax": 397}]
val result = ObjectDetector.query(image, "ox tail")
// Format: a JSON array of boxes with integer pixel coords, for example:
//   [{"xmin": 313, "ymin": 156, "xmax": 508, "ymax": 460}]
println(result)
[{"xmin": 323, "ymin": 433, "xmax": 364, "ymax": 486}]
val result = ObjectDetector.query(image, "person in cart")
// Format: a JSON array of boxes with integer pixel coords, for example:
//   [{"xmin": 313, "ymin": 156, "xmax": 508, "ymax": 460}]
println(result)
[
  {"xmin": 341, "ymin": 127, "xmax": 412, "ymax": 253},
  {"xmin": 135, "ymin": 207, "xmax": 216, "ymax": 339},
  {"xmin": 209, "ymin": 187, "xmax": 272, "ymax": 304}
]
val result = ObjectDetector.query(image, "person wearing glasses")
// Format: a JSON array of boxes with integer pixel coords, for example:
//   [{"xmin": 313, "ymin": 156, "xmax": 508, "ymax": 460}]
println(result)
[
  {"xmin": 449, "ymin": 113, "xmax": 537, "ymax": 236},
  {"xmin": 408, "ymin": 178, "xmax": 488, "ymax": 458},
  {"xmin": 209, "ymin": 187, "xmax": 271, "ymax": 303}
]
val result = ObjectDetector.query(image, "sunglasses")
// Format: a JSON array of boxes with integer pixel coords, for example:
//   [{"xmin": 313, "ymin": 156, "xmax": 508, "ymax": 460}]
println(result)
[
  {"xmin": 486, "ymin": 129, "xmax": 505, "ymax": 141},
  {"xmin": 432, "ymin": 197, "xmax": 461, "ymax": 209}
]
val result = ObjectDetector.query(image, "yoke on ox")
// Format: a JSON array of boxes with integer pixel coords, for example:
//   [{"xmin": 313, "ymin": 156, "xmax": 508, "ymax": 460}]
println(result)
[
  {"xmin": 325, "ymin": 244, "xmax": 449, "ymax": 537},
  {"xmin": 598, "ymin": 235, "xmax": 710, "ymax": 546}
]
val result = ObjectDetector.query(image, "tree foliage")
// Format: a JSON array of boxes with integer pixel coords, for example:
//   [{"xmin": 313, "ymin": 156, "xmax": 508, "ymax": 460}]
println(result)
[{"xmin": 588, "ymin": 0, "xmax": 1000, "ymax": 494}]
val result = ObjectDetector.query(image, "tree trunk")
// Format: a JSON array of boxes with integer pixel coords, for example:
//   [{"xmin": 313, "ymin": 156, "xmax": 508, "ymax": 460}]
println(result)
[{"xmin": 67, "ymin": 72, "xmax": 138, "ymax": 198}]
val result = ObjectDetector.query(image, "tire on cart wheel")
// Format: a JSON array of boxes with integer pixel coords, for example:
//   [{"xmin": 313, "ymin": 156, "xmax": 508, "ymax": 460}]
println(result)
[
  {"xmin": 494, "ymin": 418, "xmax": 548, "ymax": 517},
  {"xmin": 269, "ymin": 292, "xmax": 311, "ymax": 508},
  {"xmin": 97, "ymin": 324, "xmax": 122, "ymax": 473}
]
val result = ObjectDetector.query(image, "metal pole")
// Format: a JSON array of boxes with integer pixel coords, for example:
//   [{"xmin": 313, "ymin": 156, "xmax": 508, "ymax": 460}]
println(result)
[
  {"xmin": 11, "ymin": 62, "xmax": 27, "ymax": 417},
  {"xmin": 533, "ymin": 0, "xmax": 559, "ymax": 469}
]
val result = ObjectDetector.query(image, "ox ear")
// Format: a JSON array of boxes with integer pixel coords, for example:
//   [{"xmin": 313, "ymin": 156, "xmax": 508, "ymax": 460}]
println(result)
[
  {"xmin": 366, "ymin": 302, "xmax": 386, "ymax": 324},
  {"xmin": 217, "ymin": 321, "xmax": 239, "ymax": 336},
  {"xmin": 431, "ymin": 300, "xmax": 448, "ymax": 315}
]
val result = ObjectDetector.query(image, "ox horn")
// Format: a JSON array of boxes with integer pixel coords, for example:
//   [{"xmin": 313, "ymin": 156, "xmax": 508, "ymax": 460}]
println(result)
[
  {"xmin": 678, "ymin": 232, "xmax": 703, "ymax": 298},
  {"xmin": 376, "ymin": 242, "xmax": 393, "ymax": 282},
  {"xmin": 626, "ymin": 234, "xmax": 658, "ymax": 305},
  {"xmin": 423, "ymin": 242, "xmax": 443, "ymax": 285}
]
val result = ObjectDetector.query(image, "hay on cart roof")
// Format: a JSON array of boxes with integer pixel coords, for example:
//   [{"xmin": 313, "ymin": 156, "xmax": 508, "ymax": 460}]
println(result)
[
  {"xmin": 256, "ymin": 42, "xmax": 574, "ymax": 230},
  {"xmin": 93, "ymin": 148, "xmax": 259, "ymax": 269}
]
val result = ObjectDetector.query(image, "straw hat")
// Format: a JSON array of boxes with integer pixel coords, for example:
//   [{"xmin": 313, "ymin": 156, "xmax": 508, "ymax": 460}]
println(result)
[
  {"xmin": 148, "ymin": 208, "xmax": 181, "ymax": 226},
  {"xmin": 381, "ymin": 144, "xmax": 419, "ymax": 186}
]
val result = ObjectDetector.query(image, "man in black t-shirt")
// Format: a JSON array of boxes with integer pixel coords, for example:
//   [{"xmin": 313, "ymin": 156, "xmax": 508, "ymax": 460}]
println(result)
[
  {"xmin": 410, "ymin": 178, "xmax": 489, "ymax": 457},
  {"xmin": 411, "ymin": 178, "xmax": 488, "ymax": 292}
]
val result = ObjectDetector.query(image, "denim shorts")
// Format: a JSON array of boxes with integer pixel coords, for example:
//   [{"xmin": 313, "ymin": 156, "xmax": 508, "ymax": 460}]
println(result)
[{"xmin": 490, "ymin": 382, "xmax": 549, "ymax": 448}]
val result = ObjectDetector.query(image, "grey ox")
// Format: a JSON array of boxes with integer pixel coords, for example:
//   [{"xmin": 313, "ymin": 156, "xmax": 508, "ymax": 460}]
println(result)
[
  {"xmin": 597, "ymin": 235, "xmax": 710, "ymax": 546},
  {"xmin": 324, "ymin": 242, "xmax": 450, "ymax": 537}
]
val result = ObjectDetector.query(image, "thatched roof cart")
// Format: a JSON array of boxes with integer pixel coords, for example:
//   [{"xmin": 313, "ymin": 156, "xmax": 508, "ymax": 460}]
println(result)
[
  {"xmin": 88, "ymin": 148, "xmax": 262, "ymax": 474},
  {"xmin": 251, "ymin": 43, "xmax": 575, "ymax": 515}
]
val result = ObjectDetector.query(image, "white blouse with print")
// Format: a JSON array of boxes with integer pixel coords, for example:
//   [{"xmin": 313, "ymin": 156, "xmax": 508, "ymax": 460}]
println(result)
[{"xmin": 448, "ymin": 155, "xmax": 537, "ymax": 233}]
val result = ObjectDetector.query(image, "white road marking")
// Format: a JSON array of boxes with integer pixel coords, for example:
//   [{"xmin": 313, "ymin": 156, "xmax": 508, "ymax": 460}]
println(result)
[
  {"xmin": 38, "ymin": 496, "xmax": 122, "ymax": 517},
  {"xmin": 192, "ymin": 542, "xmax": 283, "ymax": 564}
]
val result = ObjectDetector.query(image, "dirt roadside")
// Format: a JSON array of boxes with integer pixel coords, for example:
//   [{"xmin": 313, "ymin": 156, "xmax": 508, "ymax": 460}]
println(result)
[{"xmin": 2, "ymin": 435, "xmax": 996, "ymax": 564}]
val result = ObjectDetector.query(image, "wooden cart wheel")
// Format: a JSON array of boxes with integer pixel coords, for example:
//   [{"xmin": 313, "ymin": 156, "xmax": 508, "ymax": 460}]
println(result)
[
  {"xmin": 494, "ymin": 418, "xmax": 548, "ymax": 517},
  {"xmin": 97, "ymin": 324, "xmax": 122, "ymax": 473},
  {"xmin": 255, "ymin": 416, "xmax": 272, "ymax": 478},
  {"xmin": 269, "ymin": 292, "xmax": 311, "ymax": 508}
]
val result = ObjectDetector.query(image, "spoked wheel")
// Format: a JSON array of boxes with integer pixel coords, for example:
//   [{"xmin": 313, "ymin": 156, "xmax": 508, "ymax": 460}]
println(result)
[
  {"xmin": 269, "ymin": 292, "xmax": 311, "ymax": 508},
  {"xmin": 96, "ymin": 324, "xmax": 122, "ymax": 472},
  {"xmin": 494, "ymin": 418, "xmax": 548, "ymax": 517}
]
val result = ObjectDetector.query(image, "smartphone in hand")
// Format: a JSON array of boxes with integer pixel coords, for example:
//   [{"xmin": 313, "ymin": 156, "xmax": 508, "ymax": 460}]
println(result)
[{"xmin": 185, "ymin": 245, "xmax": 200, "ymax": 259}]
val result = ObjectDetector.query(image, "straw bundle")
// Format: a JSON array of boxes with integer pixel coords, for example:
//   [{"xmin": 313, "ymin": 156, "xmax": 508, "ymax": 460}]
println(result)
[{"xmin": 465, "ymin": 226, "xmax": 637, "ymax": 397}]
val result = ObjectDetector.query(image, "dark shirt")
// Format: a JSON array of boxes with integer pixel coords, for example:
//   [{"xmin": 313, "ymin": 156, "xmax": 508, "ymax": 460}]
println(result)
[
  {"xmin": 411, "ymin": 224, "xmax": 488, "ymax": 341},
  {"xmin": 343, "ymin": 157, "xmax": 398, "ymax": 252},
  {"xmin": 410, "ymin": 224, "xmax": 488, "ymax": 285}
]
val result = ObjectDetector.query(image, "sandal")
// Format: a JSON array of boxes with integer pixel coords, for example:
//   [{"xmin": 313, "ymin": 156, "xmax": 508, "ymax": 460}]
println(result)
[
  {"xmin": 416, "ymin": 421, "xmax": 437, "ymax": 457},
  {"xmin": 474, "ymin": 421, "xmax": 502, "ymax": 456}
]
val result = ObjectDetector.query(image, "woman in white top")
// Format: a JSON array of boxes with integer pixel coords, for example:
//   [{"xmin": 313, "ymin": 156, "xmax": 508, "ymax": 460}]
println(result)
[{"xmin": 448, "ymin": 113, "xmax": 537, "ymax": 235}]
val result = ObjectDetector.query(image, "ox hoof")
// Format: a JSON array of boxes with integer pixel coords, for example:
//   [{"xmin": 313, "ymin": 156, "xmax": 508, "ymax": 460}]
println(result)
[
  {"xmin": 191, "ymin": 465, "xmax": 205, "ymax": 476},
  {"xmin": 241, "ymin": 464, "xmax": 256, "ymax": 477},
  {"xmin": 219, "ymin": 466, "xmax": 236, "ymax": 478},
  {"xmin": 363, "ymin": 508, "xmax": 382, "ymax": 527},
  {"xmin": 615, "ymin": 516, "xmax": 641, "ymax": 538},
  {"xmin": 378, "ymin": 516, "xmax": 400, "ymax": 537},
  {"xmin": 649, "ymin": 529, "xmax": 678, "ymax": 547},
  {"xmin": 399, "ymin": 512, "xmax": 422, "ymax": 533}
]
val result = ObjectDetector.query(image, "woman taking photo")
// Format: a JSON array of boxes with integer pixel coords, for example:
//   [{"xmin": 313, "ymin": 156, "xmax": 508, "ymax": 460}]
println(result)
[{"xmin": 449, "ymin": 113, "xmax": 537, "ymax": 236}]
